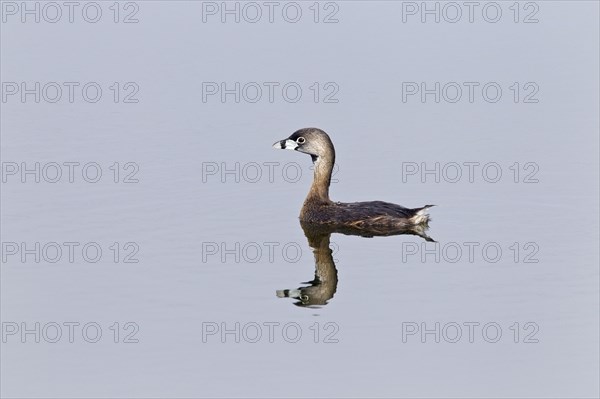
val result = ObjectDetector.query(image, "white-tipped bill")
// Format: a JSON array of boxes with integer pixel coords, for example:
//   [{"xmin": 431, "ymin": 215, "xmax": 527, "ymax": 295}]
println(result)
[{"xmin": 272, "ymin": 139, "xmax": 298, "ymax": 150}]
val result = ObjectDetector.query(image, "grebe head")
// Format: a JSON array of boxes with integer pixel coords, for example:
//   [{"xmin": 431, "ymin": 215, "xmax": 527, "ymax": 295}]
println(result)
[{"xmin": 272, "ymin": 128, "xmax": 335, "ymax": 160}]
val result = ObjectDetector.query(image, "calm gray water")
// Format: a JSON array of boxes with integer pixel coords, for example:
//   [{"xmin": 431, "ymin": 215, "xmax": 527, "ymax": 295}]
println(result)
[{"xmin": 1, "ymin": 1, "xmax": 599, "ymax": 398}]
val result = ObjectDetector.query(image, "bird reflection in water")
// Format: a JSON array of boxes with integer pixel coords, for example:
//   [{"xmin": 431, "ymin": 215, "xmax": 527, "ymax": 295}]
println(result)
[{"xmin": 276, "ymin": 221, "xmax": 434, "ymax": 308}]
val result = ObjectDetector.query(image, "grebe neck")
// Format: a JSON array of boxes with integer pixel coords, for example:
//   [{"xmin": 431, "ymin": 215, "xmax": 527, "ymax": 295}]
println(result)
[{"xmin": 306, "ymin": 152, "xmax": 335, "ymax": 204}]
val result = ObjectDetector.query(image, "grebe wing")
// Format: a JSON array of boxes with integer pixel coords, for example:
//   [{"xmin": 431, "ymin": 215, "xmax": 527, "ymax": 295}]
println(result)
[{"xmin": 335, "ymin": 201, "xmax": 415, "ymax": 218}]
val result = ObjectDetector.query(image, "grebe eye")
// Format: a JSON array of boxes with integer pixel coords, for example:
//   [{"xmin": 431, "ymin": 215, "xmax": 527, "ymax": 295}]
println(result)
[{"xmin": 296, "ymin": 137, "xmax": 306, "ymax": 144}]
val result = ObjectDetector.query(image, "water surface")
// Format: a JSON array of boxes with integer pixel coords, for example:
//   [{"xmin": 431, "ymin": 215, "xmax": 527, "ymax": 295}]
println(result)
[{"xmin": 1, "ymin": 2, "xmax": 599, "ymax": 397}]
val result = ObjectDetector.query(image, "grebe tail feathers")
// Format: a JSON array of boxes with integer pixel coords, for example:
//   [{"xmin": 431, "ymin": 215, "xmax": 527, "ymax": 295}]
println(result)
[{"xmin": 409, "ymin": 204, "xmax": 435, "ymax": 225}]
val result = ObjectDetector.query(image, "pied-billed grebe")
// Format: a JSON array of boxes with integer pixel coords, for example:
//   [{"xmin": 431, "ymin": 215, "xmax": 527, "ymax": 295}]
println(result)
[{"xmin": 273, "ymin": 128, "xmax": 433, "ymax": 228}]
